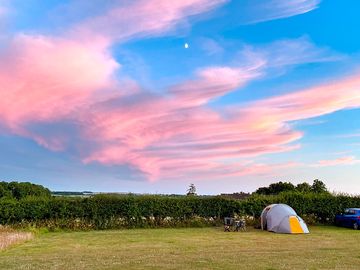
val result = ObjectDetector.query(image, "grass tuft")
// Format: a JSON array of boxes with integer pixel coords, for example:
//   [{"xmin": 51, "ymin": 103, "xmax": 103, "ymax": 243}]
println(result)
[{"xmin": 0, "ymin": 226, "xmax": 33, "ymax": 250}]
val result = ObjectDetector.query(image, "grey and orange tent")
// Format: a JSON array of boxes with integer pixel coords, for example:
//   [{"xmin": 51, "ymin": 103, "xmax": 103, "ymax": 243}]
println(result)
[{"xmin": 261, "ymin": 204, "xmax": 309, "ymax": 234}]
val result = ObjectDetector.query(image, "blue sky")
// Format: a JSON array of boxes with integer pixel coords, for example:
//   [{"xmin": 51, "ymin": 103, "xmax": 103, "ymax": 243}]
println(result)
[{"xmin": 0, "ymin": 0, "xmax": 359, "ymax": 194}]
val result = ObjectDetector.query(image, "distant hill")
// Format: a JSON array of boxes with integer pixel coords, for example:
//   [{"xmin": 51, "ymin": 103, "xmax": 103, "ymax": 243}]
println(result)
[
  {"xmin": 51, "ymin": 191, "xmax": 94, "ymax": 196},
  {"xmin": 220, "ymin": 192, "xmax": 251, "ymax": 200}
]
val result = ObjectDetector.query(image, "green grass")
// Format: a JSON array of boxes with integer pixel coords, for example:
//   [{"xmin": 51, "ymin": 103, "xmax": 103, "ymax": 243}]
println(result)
[{"xmin": 0, "ymin": 226, "xmax": 359, "ymax": 270}]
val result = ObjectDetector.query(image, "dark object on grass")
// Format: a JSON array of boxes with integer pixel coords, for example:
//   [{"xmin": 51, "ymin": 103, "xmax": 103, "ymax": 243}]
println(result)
[
  {"xmin": 224, "ymin": 217, "xmax": 246, "ymax": 232},
  {"xmin": 224, "ymin": 217, "xmax": 233, "ymax": 232},
  {"xmin": 234, "ymin": 220, "xmax": 246, "ymax": 231}
]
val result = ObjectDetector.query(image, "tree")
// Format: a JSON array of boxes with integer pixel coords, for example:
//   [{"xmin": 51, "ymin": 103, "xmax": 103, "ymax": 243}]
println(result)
[
  {"xmin": 296, "ymin": 182, "xmax": 312, "ymax": 193},
  {"xmin": 311, "ymin": 179, "xmax": 328, "ymax": 193},
  {"xmin": 0, "ymin": 182, "xmax": 11, "ymax": 198},
  {"xmin": 187, "ymin": 183, "xmax": 197, "ymax": 196},
  {"xmin": 254, "ymin": 187, "xmax": 271, "ymax": 195},
  {"xmin": 255, "ymin": 181, "xmax": 295, "ymax": 195},
  {"xmin": 0, "ymin": 181, "xmax": 51, "ymax": 199},
  {"xmin": 254, "ymin": 179, "xmax": 329, "ymax": 195}
]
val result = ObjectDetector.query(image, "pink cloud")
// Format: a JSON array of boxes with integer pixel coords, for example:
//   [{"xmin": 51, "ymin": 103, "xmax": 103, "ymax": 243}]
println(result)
[
  {"xmin": 1, "ymin": 0, "xmax": 356, "ymax": 188},
  {"xmin": 73, "ymin": 0, "xmax": 228, "ymax": 42},
  {"xmin": 241, "ymin": 74, "xmax": 360, "ymax": 123},
  {"xmin": 156, "ymin": 160, "xmax": 300, "ymax": 181},
  {"xmin": 80, "ymin": 64, "xmax": 297, "ymax": 179},
  {"xmin": 0, "ymin": 1, "xmax": 356, "ymax": 182},
  {"xmin": 0, "ymin": 34, "xmax": 119, "ymax": 149},
  {"xmin": 82, "ymin": 71, "xmax": 360, "ymax": 180},
  {"xmin": 0, "ymin": 27, "xmax": 358, "ymax": 182},
  {"xmin": 73, "ymin": 0, "xmax": 320, "ymax": 35},
  {"xmin": 313, "ymin": 156, "xmax": 360, "ymax": 167},
  {"xmin": 170, "ymin": 66, "xmax": 260, "ymax": 106},
  {"xmin": 237, "ymin": 36, "xmax": 342, "ymax": 71}
]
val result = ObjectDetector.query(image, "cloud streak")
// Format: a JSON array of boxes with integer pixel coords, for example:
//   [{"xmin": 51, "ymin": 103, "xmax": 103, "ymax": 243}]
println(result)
[
  {"xmin": 237, "ymin": 36, "xmax": 343, "ymax": 72},
  {"xmin": 313, "ymin": 156, "xmax": 360, "ymax": 167},
  {"xmin": 243, "ymin": 74, "xmax": 360, "ymax": 123},
  {"xmin": 73, "ymin": 0, "xmax": 228, "ymax": 42},
  {"xmin": 238, "ymin": 0, "xmax": 321, "ymax": 24}
]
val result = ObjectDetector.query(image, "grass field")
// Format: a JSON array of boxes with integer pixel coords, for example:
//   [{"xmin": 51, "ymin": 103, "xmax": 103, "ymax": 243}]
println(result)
[{"xmin": 0, "ymin": 226, "xmax": 359, "ymax": 270}]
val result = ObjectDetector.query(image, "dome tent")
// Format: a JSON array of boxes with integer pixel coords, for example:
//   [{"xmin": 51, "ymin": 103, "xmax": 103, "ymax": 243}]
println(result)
[{"xmin": 261, "ymin": 204, "xmax": 309, "ymax": 234}]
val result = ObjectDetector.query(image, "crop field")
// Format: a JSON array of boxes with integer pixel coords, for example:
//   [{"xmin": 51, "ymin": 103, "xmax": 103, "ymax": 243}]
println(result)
[{"xmin": 0, "ymin": 226, "xmax": 359, "ymax": 270}]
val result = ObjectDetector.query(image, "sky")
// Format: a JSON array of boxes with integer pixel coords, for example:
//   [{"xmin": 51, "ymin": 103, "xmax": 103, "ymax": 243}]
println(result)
[{"xmin": 0, "ymin": 0, "xmax": 359, "ymax": 194}]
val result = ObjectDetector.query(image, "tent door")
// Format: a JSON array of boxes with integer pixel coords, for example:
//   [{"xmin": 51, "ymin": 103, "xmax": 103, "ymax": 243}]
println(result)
[{"xmin": 289, "ymin": 216, "xmax": 304, "ymax": 233}]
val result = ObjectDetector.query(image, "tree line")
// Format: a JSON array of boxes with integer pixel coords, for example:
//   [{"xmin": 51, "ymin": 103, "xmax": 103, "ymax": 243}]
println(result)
[
  {"xmin": 0, "ymin": 192, "xmax": 359, "ymax": 230},
  {"xmin": 0, "ymin": 181, "xmax": 51, "ymax": 200},
  {"xmin": 0, "ymin": 180, "xmax": 357, "ymax": 230},
  {"xmin": 254, "ymin": 179, "xmax": 328, "ymax": 195}
]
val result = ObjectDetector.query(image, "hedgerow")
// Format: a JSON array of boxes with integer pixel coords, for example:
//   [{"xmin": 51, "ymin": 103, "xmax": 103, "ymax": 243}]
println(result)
[{"xmin": 0, "ymin": 193, "xmax": 359, "ymax": 230}]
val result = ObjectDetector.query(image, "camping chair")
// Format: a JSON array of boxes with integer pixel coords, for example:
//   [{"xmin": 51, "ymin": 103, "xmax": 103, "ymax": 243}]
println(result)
[
  {"xmin": 224, "ymin": 217, "xmax": 234, "ymax": 232},
  {"xmin": 234, "ymin": 219, "xmax": 246, "ymax": 232}
]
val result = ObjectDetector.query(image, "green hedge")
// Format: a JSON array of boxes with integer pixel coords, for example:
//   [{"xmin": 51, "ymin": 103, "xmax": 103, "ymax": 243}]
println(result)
[
  {"xmin": 1, "ymin": 193, "xmax": 360, "ymax": 229},
  {"xmin": 0, "ymin": 195, "xmax": 240, "ymax": 229}
]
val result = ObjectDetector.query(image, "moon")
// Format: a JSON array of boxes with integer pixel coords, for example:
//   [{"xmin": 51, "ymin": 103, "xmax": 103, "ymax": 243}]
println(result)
[{"xmin": 184, "ymin": 43, "xmax": 189, "ymax": 49}]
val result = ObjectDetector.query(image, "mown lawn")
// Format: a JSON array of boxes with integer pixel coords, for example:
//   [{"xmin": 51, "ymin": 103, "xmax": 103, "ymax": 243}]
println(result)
[{"xmin": 0, "ymin": 226, "xmax": 359, "ymax": 270}]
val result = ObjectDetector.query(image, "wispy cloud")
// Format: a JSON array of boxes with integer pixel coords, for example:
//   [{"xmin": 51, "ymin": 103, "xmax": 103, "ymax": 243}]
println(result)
[
  {"xmin": 237, "ymin": 0, "xmax": 321, "ymax": 24},
  {"xmin": 337, "ymin": 131, "xmax": 360, "ymax": 138},
  {"xmin": 72, "ymin": 0, "xmax": 228, "ymax": 42},
  {"xmin": 312, "ymin": 156, "xmax": 360, "ymax": 167},
  {"xmin": 238, "ymin": 36, "xmax": 343, "ymax": 70},
  {"xmin": 238, "ymin": 72, "xmax": 360, "ymax": 124},
  {"xmin": 199, "ymin": 37, "xmax": 224, "ymax": 55},
  {"xmin": 169, "ymin": 66, "xmax": 260, "ymax": 105}
]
